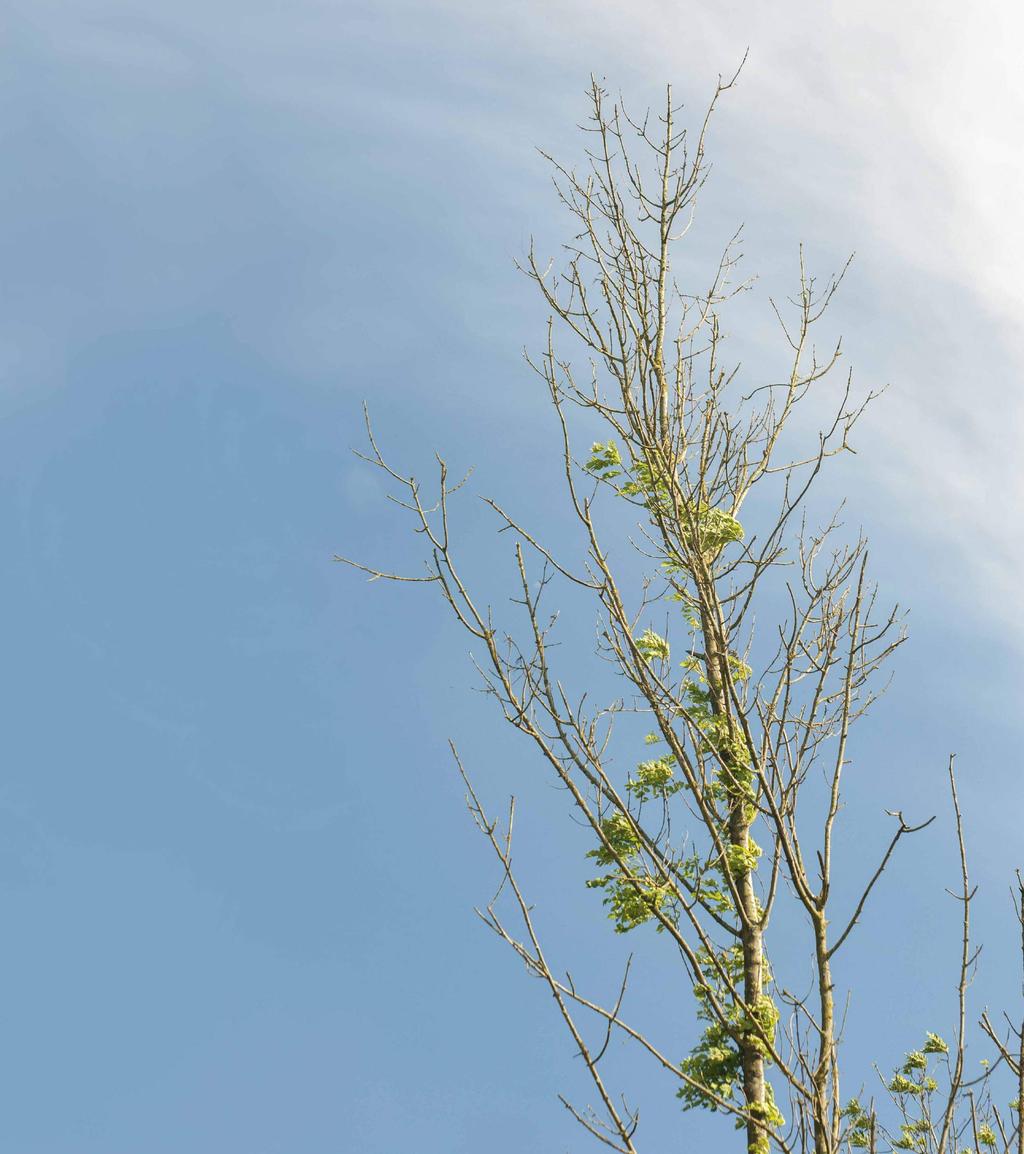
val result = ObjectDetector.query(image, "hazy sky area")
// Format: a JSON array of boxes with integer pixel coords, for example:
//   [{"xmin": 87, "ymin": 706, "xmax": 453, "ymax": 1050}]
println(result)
[{"xmin": 2, "ymin": 2, "xmax": 1023, "ymax": 1151}]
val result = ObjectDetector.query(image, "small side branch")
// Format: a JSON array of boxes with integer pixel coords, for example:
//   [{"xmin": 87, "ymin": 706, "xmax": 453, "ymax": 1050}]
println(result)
[
  {"xmin": 826, "ymin": 810, "xmax": 936, "ymax": 961},
  {"xmin": 452, "ymin": 743, "xmax": 641, "ymax": 1154}
]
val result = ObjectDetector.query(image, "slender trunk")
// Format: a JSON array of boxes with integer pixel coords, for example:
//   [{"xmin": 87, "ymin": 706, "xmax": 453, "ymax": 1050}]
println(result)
[
  {"xmin": 735, "ymin": 802, "xmax": 768, "ymax": 1154},
  {"xmin": 813, "ymin": 915, "xmax": 838, "ymax": 1154},
  {"xmin": 703, "ymin": 601, "xmax": 769, "ymax": 1153}
]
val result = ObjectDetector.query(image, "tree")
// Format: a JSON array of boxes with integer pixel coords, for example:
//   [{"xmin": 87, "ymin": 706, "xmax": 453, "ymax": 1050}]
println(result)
[{"xmin": 340, "ymin": 73, "xmax": 1024, "ymax": 1154}]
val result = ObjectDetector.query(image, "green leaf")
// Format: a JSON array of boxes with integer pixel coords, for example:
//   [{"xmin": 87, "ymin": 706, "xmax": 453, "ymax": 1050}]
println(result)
[{"xmin": 635, "ymin": 628, "xmax": 670, "ymax": 664}]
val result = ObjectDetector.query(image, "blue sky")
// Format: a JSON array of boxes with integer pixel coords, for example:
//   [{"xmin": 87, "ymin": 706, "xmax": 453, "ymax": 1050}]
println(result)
[{"xmin": 2, "ymin": 2, "xmax": 1023, "ymax": 1151}]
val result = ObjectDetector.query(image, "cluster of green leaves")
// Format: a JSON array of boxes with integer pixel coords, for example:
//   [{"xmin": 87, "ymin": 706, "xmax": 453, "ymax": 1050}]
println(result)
[
  {"xmin": 679, "ymin": 944, "xmax": 782, "ymax": 1153},
  {"xmin": 667, "ymin": 574, "xmax": 703, "ymax": 628},
  {"xmin": 627, "ymin": 754, "xmax": 683, "ymax": 803},
  {"xmin": 585, "ymin": 813, "xmax": 676, "ymax": 933},
  {"xmin": 841, "ymin": 1034, "xmax": 974, "ymax": 1153},
  {"xmin": 583, "ymin": 439, "xmax": 623, "ymax": 480},
  {"xmin": 685, "ymin": 504, "xmax": 745, "ymax": 556},
  {"xmin": 673, "ymin": 652, "xmax": 779, "ymax": 1139},
  {"xmin": 678, "ymin": 657, "xmax": 756, "ymax": 815},
  {"xmin": 886, "ymin": 1035, "xmax": 950, "ymax": 1151},
  {"xmin": 635, "ymin": 628, "xmax": 671, "ymax": 664},
  {"xmin": 582, "ymin": 440, "xmax": 672, "ymax": 519},
  {"xmin": 843, "ymin": 1032, "xmax": 1014, "ymax": 1153},
  {"xmin": 683, "ymin": 963, "xmax": 781, "ymax": 1124},
  {"xmin": 841, "ymin": 1097, "xmax": 874, "ymax": 1150},
  {"xmin": 583, "ymin": 439, "xmax": 744, "ymax": 558},
  {"xmin": 680, "ymin": 945, "xmax": 747, "ymax": 1103}
]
